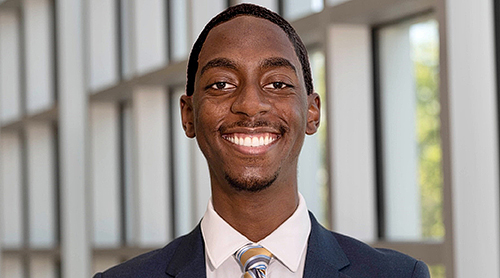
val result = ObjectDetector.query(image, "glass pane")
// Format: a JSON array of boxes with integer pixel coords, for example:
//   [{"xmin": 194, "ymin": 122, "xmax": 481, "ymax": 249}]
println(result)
[
  {"xmin": 297, "ymin": 50, "xmax": 328, "ymax": 226},
  {"xmin": 429, "ymin": 264, "xmax": 445, "ymax": 278},
  {"xmin": 24, "ymin": 0, "xmax": 55, "ymax": 113},
  {"xmin": 26, "ymin": 123, "xmax": 57, "ymax": 247},
  {"xmin": 327, "ymin": 0, "xmax": 351, "ymax": 6},
  {"xmin": 170, "ymin": 0, "xmax": 189, "ymax": 61},
  {"xmin": 1, "ymin": 255, "xmax": 23, "ymax": 278},
  {"xmin": 0, "ymin": 10, "xmax": 22, "ymax": 123},
  {"xmin": 93, "ymin": 256, "xmax": 120, "ymax": 275},
  {"xmin": 87, "ymin": 0, "xmax": 118, "ymax": 90},
  {"xmin": 232, "ymin": 0, "xmax": 278, "ymax": 13},
  {"xmin": 171, "ymin": 87, "xmax": 194, "ymax": 237},
  {"xmin": 410, "ymin": 20, "xmax": 443, "ymax": 240},
  {"xmin": 30, "ymin": 256, "xmax": 57, "ymax": 278},
  {"xmin": 378, "ymin": 19, "xmax": 443, "ymax": 240},
  {"xmin": 133, "ymin": 0, "xmax": 167, "ymax": 74},
  {"xmin": 121, "ymin": 102, "xmax": 136, "ymax": 244},
  {"xmin": 90, "ymin": 103, "xmax": 121, "ymax": 247},
  {"xmin": 0, "ymin": 131, "xmax": 24, "ymax": 248},
  {"xmin": 282, "ymin": 0, "xmax": 323, "ymax": 21}
]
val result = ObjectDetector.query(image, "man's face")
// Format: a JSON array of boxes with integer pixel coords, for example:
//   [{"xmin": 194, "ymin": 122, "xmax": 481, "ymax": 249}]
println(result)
[{"xmin": 181, "ymin": 16, "xmax": 320, "ymax": 192}]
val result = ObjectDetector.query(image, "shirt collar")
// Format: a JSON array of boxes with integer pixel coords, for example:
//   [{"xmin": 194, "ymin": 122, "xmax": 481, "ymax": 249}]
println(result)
[{"xmin": 200, "ymin": 193, "xmax": 311, "ymax": 273}]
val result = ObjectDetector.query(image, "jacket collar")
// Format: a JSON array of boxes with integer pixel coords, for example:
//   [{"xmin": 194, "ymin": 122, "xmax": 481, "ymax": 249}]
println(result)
[
  {"xmin": 303, "ymin": 212, "xmax": 351, "ymax": 277},
  {"xmin": 165, "ymin": 212, "xmax": 351, "ymax": 278},
  {"xmin": 165, "ymin": 226, "xmax": 207, "ymax": 278}
]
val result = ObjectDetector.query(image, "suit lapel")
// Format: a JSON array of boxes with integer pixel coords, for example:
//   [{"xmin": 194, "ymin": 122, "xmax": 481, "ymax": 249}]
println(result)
[
  {"xmin": 165, "ymin": 225, "xmax": 207, "ymax": 278},
  {"xmin": 303, "ymin": 213, "xmax": 351, "ymax": 278},
  {"xmin": 163, "ymin": 213, "xmax": 351, "ymax": 278}
]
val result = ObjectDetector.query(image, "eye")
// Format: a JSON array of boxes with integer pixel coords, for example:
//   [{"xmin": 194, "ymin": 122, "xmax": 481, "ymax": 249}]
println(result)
[
  {"xmin": 264, "ymin": 82, "xmax": 292, "ymax": 90},
  {"xmin": 210, "ymin": 82, "xmax": 236, "ymax": 90}
]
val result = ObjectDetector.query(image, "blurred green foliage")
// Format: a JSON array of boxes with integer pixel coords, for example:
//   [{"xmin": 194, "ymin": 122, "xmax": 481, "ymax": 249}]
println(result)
[
  {"xmin": 310, "ymin": 51, "xmax": 330, "ymax": 227},
  {"xmin": 429, "ymin": 264, "xmax": 446, "ymax": 278},
  {"xmin": 411, "ymin": 20, "xmax": 444, "ymax": 239}
]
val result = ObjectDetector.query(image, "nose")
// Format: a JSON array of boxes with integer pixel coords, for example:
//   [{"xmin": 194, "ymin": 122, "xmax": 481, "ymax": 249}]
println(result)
[{"xmin": 230, "ymin": 83, "xmax": 271, "ymax": 117}]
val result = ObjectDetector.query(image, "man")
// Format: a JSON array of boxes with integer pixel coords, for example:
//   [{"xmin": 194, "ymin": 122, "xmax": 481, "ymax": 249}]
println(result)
[{"xmin": 94, "ymin": 3, "xmax": 430, "ymax": 278}]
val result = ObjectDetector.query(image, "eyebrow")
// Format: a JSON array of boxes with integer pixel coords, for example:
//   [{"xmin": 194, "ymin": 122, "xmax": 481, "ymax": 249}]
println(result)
[
  {"xmin": 199, "ymin": 56, "xmax": 297, "ymax": 77},
  {"xmin": 200, "ymin": 58, "xmax": 238, "ymax": 76},
  {"xmin": 260, "ymin": 57, "xmax": 296, "ymax": 74}
]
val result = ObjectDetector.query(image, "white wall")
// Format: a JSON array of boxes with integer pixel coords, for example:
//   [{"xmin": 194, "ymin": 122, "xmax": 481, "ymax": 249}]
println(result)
[
  {"xmin": 56, "ymin": 0, "xmax": 91, "ymax": 276},
  {"xmin": 327, "ymin": 24, "xmax": 376, "ymax": 242},
  {"xmin": 443, "ymin": 0, "xmax": 500, "ymax": 276}
]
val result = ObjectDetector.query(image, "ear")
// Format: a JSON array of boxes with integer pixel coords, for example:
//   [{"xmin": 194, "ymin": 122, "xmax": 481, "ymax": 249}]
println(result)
[
  {"xmin": 306, "ymin": 93, "xmax": 320, "ymax": 135},
  {"xmin": 180, "ymin": 95, "xmax": 196, "ymax": 138}
]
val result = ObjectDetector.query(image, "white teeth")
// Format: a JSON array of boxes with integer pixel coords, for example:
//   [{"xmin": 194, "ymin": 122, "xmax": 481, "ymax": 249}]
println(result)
[
  {"xmin": 225, "ymin": 134, "xmax": 277, "ymax": 147},
  {"xmin": 252, "ymin": 137, "xmax": 259, "ymax": 146},
  {"xmin": 244, "ymin": 137, "xmax": 251, "ymax": 147}
]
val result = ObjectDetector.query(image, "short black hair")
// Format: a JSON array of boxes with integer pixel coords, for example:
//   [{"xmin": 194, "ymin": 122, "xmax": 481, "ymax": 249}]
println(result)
[{"xmin": 186, "ymin": 3, "xmax": 313, "ymax": 96}]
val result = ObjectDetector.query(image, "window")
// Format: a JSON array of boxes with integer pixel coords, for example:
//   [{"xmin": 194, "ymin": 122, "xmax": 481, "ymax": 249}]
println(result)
[
  {"xmin": 375, "ymin": 18, "xmax": 443, "ymax": 241},
  {"xmin": 297, "ymin": 49, "xmax": 329, "ymax": 226}
]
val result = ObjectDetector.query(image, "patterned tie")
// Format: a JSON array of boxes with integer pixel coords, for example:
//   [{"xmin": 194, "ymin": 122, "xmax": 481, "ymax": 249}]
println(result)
[{"xmin": 235, "ymin": 243, "xmax": 273, "ymax": 278}]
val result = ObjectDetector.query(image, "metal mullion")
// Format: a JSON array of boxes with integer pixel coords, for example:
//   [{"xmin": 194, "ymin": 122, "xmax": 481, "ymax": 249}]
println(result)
[
  {"xmin": 118, "ymin": 102, "xmax": 127, "ymax": 246},
  {"xmin": 434, "ymin": 1, "xmax": 454, "ymax": 277},
  {"xmin": 166, "ymin": 0, "xmax": 172, "ymax": 63},
  {"xmin": 50, "ymin": 0, "xmax": 58, "ymax": 103},
  {"xmin": 20, "ymin": 128, "xmax": 30, "ymax": 278},
  {"xmin": 167, "ymin": 87, "xmax": 177, "ymax": 239},
  {"xmin": 115, "ymin": 0, "xmax": 124, "ymax": 82},
  {"xmin": 51, "ymin": 122, "xmax": 62, "ymax": 248},
  {"xmin": 371, "ymin": 26, "xmax": 385, "ymax": 240}
]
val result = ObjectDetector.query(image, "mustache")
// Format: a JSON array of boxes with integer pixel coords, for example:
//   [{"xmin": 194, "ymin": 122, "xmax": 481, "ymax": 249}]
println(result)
[{"xmin": 219, "ymin": 120, "xmax": 289, "ymax": 134}]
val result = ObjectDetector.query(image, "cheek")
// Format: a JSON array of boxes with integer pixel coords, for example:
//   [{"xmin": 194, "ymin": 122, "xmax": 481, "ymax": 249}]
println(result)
[
  {"xmin": 193, "ymin": 98, "xmax": 231, "ymax": 141},
  {"xmin": 275, "ymin": 101, "xmax": 308, "ymax": 128}
]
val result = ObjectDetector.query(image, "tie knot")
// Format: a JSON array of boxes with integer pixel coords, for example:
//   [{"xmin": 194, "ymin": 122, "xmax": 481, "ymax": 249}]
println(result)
[{"xmin": 235, "ymin": 243, "xmax": 272, "ymax": 278}]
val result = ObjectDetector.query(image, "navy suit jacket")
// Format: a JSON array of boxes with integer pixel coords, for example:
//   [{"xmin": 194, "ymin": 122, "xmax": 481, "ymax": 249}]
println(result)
[{"xmin": 94, "ymin": 213, "xmax": 430, "ymax": 277}]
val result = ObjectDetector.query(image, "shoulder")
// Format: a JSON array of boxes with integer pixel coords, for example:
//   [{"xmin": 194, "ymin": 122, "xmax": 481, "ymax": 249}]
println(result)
[
  {"xmin": 332, "ymin": 232, "xmax": 430, "ymax": 278},
  {"xmin": 91, "ymin": 234, "xmax": 187, "ymax": 278}
]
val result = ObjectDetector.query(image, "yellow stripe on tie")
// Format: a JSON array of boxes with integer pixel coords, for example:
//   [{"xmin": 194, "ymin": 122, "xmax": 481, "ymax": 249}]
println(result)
[{"xmin": 240, "ymin": 247, "xmax": 272, "ymax": 265}]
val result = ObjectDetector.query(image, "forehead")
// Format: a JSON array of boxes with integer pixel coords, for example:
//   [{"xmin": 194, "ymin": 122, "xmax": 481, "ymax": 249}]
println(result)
[{"xmin": 197, "ymin": 16, "xmax": 300, "ymax": 71}]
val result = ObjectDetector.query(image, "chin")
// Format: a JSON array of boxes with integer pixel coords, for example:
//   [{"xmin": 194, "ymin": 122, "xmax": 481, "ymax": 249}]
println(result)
[{"xmin": 224, "ymin": 171, "xmax": 279, "ymax": 192}]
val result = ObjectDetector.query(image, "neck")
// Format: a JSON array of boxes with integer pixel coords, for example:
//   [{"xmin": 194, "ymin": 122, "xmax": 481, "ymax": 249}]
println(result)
[{"xmin": 211, "ymin": 178, "xmax": 299, "ymax": 242}]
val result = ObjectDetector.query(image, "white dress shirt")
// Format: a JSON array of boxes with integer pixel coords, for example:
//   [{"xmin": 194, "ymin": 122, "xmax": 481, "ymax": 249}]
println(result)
[{"xmin": 200, "ymin": 193, "xmax": 311, "ymax": 278}]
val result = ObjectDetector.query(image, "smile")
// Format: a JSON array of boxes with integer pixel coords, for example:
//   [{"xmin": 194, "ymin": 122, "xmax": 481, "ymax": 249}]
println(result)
[{"xmin": 222, "ymin": 133, "xmax": 279, "ymax": 147}]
